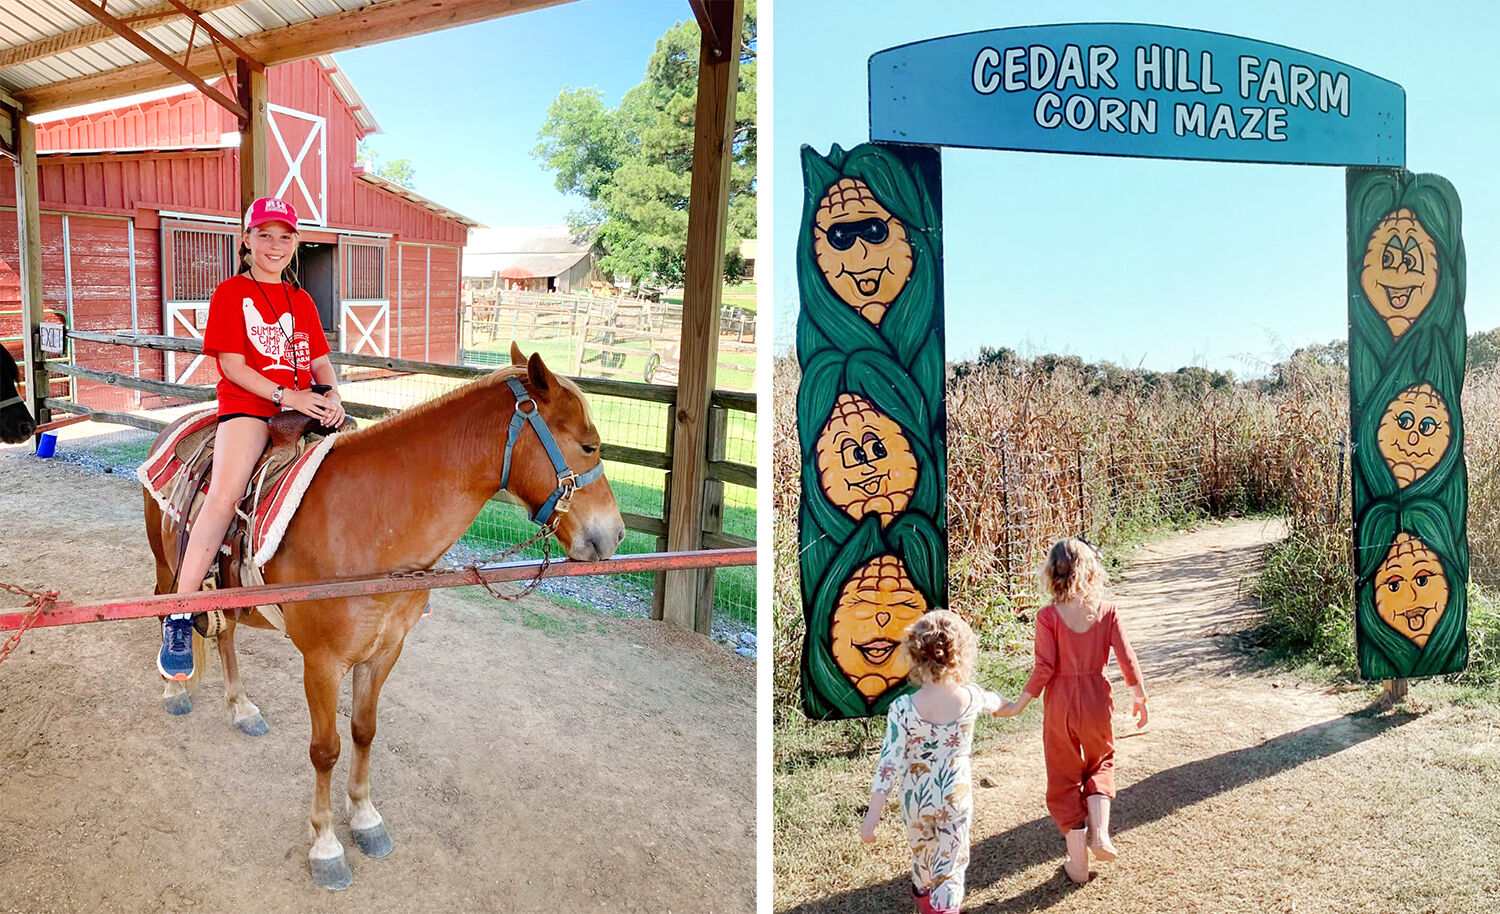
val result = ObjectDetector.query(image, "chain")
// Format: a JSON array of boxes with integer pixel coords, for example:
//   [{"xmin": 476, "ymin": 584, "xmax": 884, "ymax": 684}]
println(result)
[
  {"xmin": 0, "ymin": 581, "xmax": 62, "ymax": 664},
  {"xmin": 388, "ymin": 522, "xmax": 557, "ymax": 604}
]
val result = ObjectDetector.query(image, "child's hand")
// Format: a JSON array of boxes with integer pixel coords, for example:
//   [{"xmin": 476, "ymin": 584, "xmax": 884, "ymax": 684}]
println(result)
[
  {"xmin": 860, "ymin": 806, "xmax": 881, "ymax": 843},
  {"xmin": 1133, "ymin": 695, "xmax": 1149, "ymax": 729},
  {"xmin": 992, "ymin": 699, "xmax": 1017, "ymax": 718}
]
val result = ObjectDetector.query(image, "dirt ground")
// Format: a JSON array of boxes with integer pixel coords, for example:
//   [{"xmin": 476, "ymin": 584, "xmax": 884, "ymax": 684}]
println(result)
[
  {"xmin": 0, "ymin": 438, "xmax": 755, "ymax": 913},
  {"xmin": 778, "ymin": 519, "xmax": 1500, "ymax": 913}
]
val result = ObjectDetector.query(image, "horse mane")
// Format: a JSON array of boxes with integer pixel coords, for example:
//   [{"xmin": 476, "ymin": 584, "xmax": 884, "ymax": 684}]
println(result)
[
  {"xmin": 0, "ymin": 345, "xmax": 17, "ymax": 384},
  {"xmin": 335, "ymin": 364, "xmax": 594, "ymax": 447}
]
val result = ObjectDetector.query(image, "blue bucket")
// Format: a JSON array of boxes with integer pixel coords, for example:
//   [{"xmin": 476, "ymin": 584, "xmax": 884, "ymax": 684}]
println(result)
[{"xmin": 36, "ymin": 432, "xmax": 57, "ymax": 458}]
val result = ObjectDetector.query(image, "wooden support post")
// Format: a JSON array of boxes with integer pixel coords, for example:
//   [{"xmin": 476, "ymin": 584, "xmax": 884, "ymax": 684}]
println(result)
[
  {"xmin": 663, "ymin": 0, "xmax": 743, "ymax": 631},
  {"xmin": 694, "ymin": 406, "xmax": 728, "ymax": 634},
  {"xmin": 237, "ymin": 59, "xmax": 267, "ymax": 215},
  {"xmin": 1381, "ymin": 678, "xmax": 1408, "ymax": 704},
  {"xmin": 16, "ymin": 116, "xmax": 48, "ymax": 431}
]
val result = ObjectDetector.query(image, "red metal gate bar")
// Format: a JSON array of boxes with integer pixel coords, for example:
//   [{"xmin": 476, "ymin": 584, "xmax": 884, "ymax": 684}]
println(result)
[{"xmin": 0, "ymin": 548, "xmax": 756, "ymax": 632}]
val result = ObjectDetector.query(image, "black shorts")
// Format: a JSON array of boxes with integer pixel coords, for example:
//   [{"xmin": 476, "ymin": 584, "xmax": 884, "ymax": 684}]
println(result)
[{"xmin": 217, "ymin": 412, "xmax": 272, "ymax": 425}]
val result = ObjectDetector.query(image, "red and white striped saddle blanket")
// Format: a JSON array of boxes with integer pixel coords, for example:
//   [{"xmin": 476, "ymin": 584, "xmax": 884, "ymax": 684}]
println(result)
[{"xmin": 137, "ymin": 407, "xmax": 345, "ymax": 572}]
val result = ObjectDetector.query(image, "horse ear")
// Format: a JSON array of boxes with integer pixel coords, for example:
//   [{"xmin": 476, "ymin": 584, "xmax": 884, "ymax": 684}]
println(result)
[
  {"xmin": 510, "ymin": 341, "xmax": 526, "ymax": 367},
  {"xmin": 527, "ymin": 352, "xmax": 556, "ymax": 392}
]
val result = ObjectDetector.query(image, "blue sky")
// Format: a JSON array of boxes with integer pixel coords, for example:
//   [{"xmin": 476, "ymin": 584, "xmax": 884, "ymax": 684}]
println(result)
[
  {"xmin": 333, "ymin": 0, "xmax": 691, "ymax": 228},
  {"xmin": 772, "ymin": 1, "xmax": 1500, "ymax": 374}
]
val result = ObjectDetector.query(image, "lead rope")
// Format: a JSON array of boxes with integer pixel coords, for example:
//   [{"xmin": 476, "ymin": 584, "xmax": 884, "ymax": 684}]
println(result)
[
  {"xmin": 389, "ymin": 519, "xmax": 558, "ymax": 603},
  {"xmin": 0, "ymin": 580, "xmax": 61, "ymax": 664}
]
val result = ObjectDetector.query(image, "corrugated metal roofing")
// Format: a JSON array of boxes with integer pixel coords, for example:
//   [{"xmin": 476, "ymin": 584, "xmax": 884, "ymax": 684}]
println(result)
[
  {"xmin": 463, "ymin": 251, "xmax": 590, "ymax": 279},
  {"xmin": 466, "ymin": 225, "xmax": 592, "ymax": 255},
  {"xmin": 0, "ymin": 0, "xmax": 382, "ymax": 99},
  {"xmin": 355, "ymin": 168, "xmax": 479, "ymax": 228}
]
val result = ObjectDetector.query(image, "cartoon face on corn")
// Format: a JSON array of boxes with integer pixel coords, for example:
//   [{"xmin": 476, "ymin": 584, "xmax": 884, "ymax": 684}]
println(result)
[
  {"xmin": 1377, "ymin": 382, "xmax": 1451, "ymax": 488},
  {"xmin": 814, "ymin": 393, "xmax": 920, "ymax": 525},
  {"xmin": 812, "ymin": 178, "xmax": 914, "ymax": 324},
  {"xmin": 830, "ymin": 554, "xmax": 928, "ymax": 700},
  {"xmin": 1359, "ymin": 208, "xmax": 1440, "ymax": 340},
  {"xmin": 1372, "ymin": 532, "xmax": 1449, "ymax": 647}
]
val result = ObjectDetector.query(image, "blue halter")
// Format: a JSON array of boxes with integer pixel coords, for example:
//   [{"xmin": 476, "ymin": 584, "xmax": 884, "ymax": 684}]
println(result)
[{"xmin": 499, "ymin": 375, "xmax": 606, "ymax": 528}]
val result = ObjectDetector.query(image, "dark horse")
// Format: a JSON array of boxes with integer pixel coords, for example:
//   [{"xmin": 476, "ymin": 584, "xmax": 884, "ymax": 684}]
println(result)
[
  {"xmin": 0, "ymin": 345, "xmax": 37, "ymax": 444},
  {"xmin": 143, "ymin": 345, "xmax": 624, "ymax": 890}
]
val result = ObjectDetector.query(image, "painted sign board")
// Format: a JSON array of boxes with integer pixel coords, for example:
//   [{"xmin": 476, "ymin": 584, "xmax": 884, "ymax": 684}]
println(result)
[
  {"xmin": 870, "ymin": 24, "xmax": 1405, "ymax": 166},
  {"xmin": 39, "ymin": 322, "xmax": 64, "ymax": 355},
  {"xmin": 1346, "ymin": 168, "xmax": 1468, "ymax": 679},
  {"xmin": 797, "ymin": 143, "xmax": 947, "ymax": 720}
]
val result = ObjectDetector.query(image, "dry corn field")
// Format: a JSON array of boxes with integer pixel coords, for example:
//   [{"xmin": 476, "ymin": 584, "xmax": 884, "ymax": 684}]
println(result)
[{"xmin": 773, "ymin": 353, "xmax": 1500, "ymax": 712}]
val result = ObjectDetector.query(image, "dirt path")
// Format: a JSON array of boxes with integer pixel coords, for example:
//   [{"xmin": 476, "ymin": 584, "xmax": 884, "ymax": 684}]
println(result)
[
  {"xmin": 0, "ymin": 441, "xmax": 754, "ymax": 913},
  {"xmin": 784, "ymin": 519, "xmax": 1500, "ymax": 914}
]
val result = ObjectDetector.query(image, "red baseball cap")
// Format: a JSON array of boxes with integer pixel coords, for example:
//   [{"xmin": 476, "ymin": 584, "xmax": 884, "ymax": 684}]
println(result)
[{"xmin": 244, "ymin": 196, "xmax": 299, "ymax": 231}]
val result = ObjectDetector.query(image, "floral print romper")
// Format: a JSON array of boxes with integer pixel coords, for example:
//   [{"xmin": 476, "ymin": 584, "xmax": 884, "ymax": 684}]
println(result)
[{"xmin": 872, "ymin": 684, "xmax": 1003, "ymax": 913}]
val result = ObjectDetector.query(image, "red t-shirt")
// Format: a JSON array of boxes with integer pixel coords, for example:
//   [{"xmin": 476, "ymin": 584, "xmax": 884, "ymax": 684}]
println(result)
[{"xmin": 202, "ymin": 273, "xmax": 331, "ymax": 417}]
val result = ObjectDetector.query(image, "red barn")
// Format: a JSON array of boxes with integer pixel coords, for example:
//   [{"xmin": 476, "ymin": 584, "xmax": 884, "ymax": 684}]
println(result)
[{"xmin": 0, "ymin": 57, "xmax": 476, "ymax": 411}]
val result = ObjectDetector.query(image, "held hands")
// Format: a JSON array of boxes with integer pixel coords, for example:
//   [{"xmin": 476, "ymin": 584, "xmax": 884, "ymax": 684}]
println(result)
[
  {"xmin": 992, "ymin": 698, "xmax": 1020, "ymax": 718},
  {"xmin": 1132, "ymin": 692, "xmax": 1149, "ymax": 729},
  {"xmin": 287, "ymin": 388, "xmax": 344, "ymax": 428}
]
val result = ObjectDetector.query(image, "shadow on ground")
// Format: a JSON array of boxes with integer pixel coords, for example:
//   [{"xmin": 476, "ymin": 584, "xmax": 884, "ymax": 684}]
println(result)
[{"xmin": 779, "ymin": 706, "xmax": 1415, "ymax": 913}]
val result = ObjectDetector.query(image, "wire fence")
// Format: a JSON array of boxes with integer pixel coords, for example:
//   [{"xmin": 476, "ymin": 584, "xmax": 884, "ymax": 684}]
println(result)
[{"xmin": 461, "ymin": 296, "xmax": 757, "ymax": 392}]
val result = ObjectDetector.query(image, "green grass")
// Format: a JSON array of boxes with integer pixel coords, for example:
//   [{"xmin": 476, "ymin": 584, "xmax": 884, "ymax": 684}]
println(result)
[
  {"xmin": 1249, "ymin": 527, "xmax": 1500, "ymax": 693},
  {"xmin": 459, "ymin": 473, "xmax": 757, "ymax": 627},
  {"xmin": 664, "ymin": 281, "xmax": 757, "ymax": 314},
  {"xmin": 467, "ymin": 331, "xmax": 756, "ymax": 390}
]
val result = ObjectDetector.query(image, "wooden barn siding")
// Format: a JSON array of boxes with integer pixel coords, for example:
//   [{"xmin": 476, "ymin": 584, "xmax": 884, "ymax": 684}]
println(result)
[
  {"xmin": 37, "ymin": 89, "xmax": 229, "ymax": 151},
  {"xmin": 0, "ymin": 152, "xmax": 238, "ymax": 216},
  {"xmin": 0, "ymin": 213, "xmax": 161, "ymax": 411}
]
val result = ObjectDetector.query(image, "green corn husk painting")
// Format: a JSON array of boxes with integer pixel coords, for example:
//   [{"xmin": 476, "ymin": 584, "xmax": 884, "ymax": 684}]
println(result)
[
  {"xmin": 796, "ymin": 142, "xmax": 946, "ymax": 720},
  {"xmin": 1347, "ymin": 168, "xmax": 1468, "ymax": 680}
]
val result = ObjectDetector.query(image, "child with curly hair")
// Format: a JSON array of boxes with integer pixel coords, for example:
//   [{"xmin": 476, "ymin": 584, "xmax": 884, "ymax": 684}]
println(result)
[
  {"xmin": 861, "ymin": 610, "xmax": 1006, "ymax": 914},
  {"xmin": 997, "ymin": 537, "xmax": 1148, "ymax": 884}
]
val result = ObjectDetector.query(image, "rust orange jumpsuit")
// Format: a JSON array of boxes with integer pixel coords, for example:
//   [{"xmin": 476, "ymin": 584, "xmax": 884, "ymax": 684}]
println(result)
[{"xmin": 1022, "ymin": 602, "xmax": 1143, "ymax": 834}]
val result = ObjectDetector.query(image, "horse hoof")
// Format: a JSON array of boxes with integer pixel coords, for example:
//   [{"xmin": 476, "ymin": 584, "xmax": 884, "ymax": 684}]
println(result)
[
  {"xmin": 163, "ymin": 692, "xmax": 193, "ymax": 716},
  {"xmin": 352, "ymin": 822, "xmax": 393, "ymax": 858},
  {"xmin": 310, "ymin": 854, "xmax": 353, "ymax": 891},
  {"xmin": 235, "ymin": 713, "xmax": 269, "ymax": 736}
]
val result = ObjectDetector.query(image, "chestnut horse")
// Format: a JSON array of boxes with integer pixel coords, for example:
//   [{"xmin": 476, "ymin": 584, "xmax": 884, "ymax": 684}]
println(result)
[
  {"xmin": 142, "ymin": 345, "xmax": 624, "ymax": 890},
  {"xmin": 1, "ymin": 345, "xmax": 37, "ymax": 443}
]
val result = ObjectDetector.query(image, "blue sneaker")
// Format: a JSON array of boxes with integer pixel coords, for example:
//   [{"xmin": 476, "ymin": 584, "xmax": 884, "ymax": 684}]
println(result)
[{"xmin": 158, "ymin": 615, "xmax": 195, "ymax": 681}]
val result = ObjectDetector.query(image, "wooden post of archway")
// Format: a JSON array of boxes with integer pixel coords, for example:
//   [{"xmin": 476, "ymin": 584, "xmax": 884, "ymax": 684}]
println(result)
[{"xmin": 663, "ymin": 0, "xmax": 744, "ymax": 633}]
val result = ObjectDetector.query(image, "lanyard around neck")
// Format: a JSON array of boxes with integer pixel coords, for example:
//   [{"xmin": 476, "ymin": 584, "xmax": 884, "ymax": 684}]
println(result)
[{"xmin": 249, "ymin": 276, "xmax": 299, "ymax": 390}]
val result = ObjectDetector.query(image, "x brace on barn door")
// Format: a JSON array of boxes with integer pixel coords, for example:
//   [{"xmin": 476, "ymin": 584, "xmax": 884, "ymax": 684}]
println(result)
[{"xmin": 64, "ymin": 0, "xmax": 263, "ymax": 125}]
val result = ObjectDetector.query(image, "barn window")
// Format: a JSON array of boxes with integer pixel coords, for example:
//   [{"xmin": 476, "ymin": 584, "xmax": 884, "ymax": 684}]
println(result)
[
  {"xmin": 170, "ymin": 229, "xmax": 237, "ymax": 300},
  {"xmin": 345, "ymin": 244, "xmax": 386, "ymax": 299}
]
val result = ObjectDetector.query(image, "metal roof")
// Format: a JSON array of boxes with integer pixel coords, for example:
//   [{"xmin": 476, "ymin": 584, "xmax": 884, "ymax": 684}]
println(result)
[
  {"xmin": 463, "ymin": 251, "xmax": 590, "ymax": 279},
  {"xmin": 0, "ymin": 0, "xmax": 570, "ymax": 114},
  {"xmin": 466, "ymin": 225, "xmax": 592, "ymax": 255},
  {"xmin": 355, "ymin": 168, "xmax": 480, "ymax": 228}
]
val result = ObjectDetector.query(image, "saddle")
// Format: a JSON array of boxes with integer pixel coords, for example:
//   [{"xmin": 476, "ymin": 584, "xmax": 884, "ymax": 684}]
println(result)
[{"xmin": 138, "ymin": 408, "xmax": 355, "ymax": 632}]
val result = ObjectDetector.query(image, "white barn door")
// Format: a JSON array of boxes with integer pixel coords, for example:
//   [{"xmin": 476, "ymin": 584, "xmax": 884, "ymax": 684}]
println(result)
[{"xmin": 268, "ymin": 104, "xmax": 327, "ymax": 226}]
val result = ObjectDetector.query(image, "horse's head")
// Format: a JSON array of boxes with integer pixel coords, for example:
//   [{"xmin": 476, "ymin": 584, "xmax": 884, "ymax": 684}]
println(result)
[
  {"xmin": 0, "ymin": 345, "xmax": 36, "ymax": 444},
  {"xmin": 501, "ymin": 343, "xmax": 625, "ymax": 562}
]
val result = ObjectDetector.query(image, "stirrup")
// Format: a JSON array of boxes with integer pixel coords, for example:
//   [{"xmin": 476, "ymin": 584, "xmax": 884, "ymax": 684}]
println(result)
[
  {"xmin": 191, "ymin": 574, "xmax": 224, "ymax": 638},
  {"xmin": 193, "ymin": 609, "xmax": 226, "ymax": 638}
]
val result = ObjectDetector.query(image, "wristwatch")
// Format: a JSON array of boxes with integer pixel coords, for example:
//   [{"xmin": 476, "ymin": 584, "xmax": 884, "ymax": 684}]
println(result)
[{"xmin": 272, "ymin": 385, "xmax": 285, "ymax": 407}]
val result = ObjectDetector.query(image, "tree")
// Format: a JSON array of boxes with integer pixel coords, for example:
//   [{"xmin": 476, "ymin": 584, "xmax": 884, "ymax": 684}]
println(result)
[
  {"xmin": 1469, "ymin": 327, "xmax": 1500, "ymax": 374},
  {"xmin": 356, "ymin": 139, "xmax": 416, "ymax": 189},
  {"xmin": 533, "ymin": 0, "xmax": 757, "ymax": 286}
]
